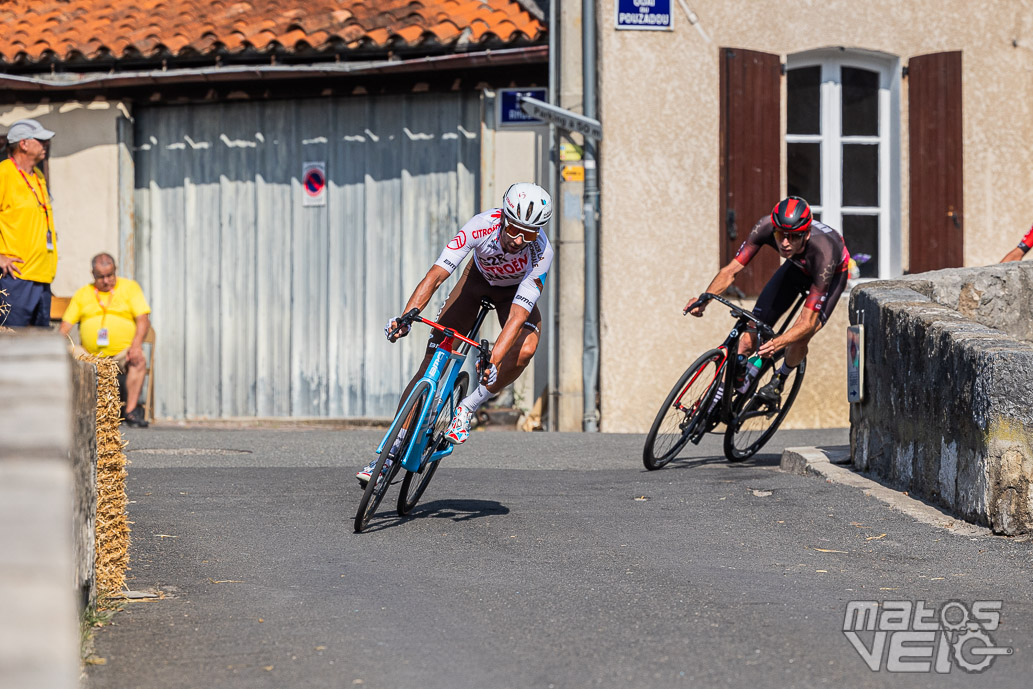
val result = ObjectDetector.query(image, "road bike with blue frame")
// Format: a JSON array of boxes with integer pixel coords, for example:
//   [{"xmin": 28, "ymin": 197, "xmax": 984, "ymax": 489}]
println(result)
[
  {"xmin": 354, "ymin": 299, "xmax": 495, "ymax": 533},
  {"xmin": 642, "ymin": 292, "xmax": 807, "ymax": 469}
]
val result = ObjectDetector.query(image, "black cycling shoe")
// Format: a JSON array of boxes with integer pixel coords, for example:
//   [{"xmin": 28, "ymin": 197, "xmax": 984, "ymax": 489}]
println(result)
[
  {"xmin": 755, "ymin": 377, "xmax": 784, "ymax": 406},
  {"xmin": 123, "ymin": 406, "xmax": 149, "ymax": 428}
]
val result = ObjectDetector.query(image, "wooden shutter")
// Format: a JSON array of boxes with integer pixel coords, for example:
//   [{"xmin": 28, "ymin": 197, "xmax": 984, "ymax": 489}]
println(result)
[
  {"xmin": 908, "ymin": 51, "xmax": 963, "ymax": 273},
  {"xmin": 720, "ymin": 47, "xmax": 781, "ymax": 295}
]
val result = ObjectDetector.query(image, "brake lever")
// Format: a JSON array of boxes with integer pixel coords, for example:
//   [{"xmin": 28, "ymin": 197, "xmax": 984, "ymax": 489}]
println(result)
[
  {"xmin": 387, "ymin": 307, "xmax": 421, "ymax": 339},
  {"xmin": 473, "ymin": 339, "xmax": 491, "ymax": 377}
]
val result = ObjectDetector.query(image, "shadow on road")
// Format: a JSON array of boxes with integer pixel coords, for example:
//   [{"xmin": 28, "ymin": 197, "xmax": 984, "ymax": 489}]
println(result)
[
  {"xmin": 654, "ymin": 451, "xmax": 783, "ymax": 471},
  {"xmin": 357, "ymin": 499, "xmax": 510, "ymax": 533},
  {"xmin": 411, "ymin": 498, "xmax": 510, "ymax": 521}
]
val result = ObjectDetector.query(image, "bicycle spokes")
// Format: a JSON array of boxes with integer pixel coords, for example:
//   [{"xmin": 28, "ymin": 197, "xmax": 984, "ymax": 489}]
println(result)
[
  {"xmin": 643, "ymin": 351, "xmax": 725, "ymax": 470},
  {"xmin": 724, "ymin": 359, "xmax": 805, "ymax": 462}
]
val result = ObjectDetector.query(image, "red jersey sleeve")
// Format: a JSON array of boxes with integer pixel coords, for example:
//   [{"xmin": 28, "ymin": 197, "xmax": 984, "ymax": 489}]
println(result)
[{"xmin": 1019, "ymin": 225, "xmax": 1033, "ymax": 252}]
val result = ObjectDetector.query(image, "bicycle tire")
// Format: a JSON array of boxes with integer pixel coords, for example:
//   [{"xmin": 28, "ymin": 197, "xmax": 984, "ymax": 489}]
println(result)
[
  {"xmin": 353, "ymin": 385, "xmax": 428, "ymax": 532},
  {"xmin": 398, "ymin": 372, "xmax": 470, "ymax": 515},
  {"xmin": 723, "ymin": 356, "xmax": 806, "ymax": 462},
  {"xmin": 642, "ymin": 349, "xmax": 725, "ymax": 470}
]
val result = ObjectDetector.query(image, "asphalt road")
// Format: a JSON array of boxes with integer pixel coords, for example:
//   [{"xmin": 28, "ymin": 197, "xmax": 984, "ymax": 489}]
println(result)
[{"xmin": 84, "ymin": 427, "xmax": 1033, "ymax": 689}]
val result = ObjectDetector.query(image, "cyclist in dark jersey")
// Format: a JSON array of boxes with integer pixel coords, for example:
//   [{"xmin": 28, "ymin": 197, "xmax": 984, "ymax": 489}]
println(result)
[
  {"xmin": 1000, "ymin": 226, "xmax": 1033, "ymax": 263},
  {"xmin": 687, "ymin": 196, "xmax": 850, "ymax": 404}
]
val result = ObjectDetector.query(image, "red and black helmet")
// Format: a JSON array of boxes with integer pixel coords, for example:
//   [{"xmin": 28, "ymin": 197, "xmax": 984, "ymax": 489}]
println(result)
[{"xmin": 771, "ymin": 196, "xmax": 813, "ymax": 233}]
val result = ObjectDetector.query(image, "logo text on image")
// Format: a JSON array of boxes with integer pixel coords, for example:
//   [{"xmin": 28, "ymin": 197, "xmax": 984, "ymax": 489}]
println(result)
[{"xmin": 842, "ymin": 600, "xmax": 1013, "ymax": 673}]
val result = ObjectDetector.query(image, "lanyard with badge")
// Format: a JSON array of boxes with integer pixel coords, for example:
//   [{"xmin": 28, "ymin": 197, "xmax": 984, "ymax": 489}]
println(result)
[
  {"xmin": 94, "ymin": 287, "xmax": 111, "ymax": 347},
  {"xmin": 18, "ymin": 169, "xmax": 54, "ymax": 251}
]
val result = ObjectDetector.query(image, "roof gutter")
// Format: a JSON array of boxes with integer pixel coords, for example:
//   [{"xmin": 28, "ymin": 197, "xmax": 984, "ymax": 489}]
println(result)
[{"xmin": 0, "ymin": 45, "xmax": 548, "ymax": 92}]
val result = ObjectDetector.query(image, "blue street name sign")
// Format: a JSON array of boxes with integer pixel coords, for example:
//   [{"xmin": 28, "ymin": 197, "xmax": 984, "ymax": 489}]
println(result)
[
  {"xmin": 498, "ymin": 88, "xmax": 548, "ymax": 128},
  {"xmin": 615, "ymin": 0, "xmax": 673, "ymax": 31}
]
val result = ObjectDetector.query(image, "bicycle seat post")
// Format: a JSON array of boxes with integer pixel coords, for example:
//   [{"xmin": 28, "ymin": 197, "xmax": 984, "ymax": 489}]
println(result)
[{"xmin": 458, "ymin": 299, "xmax": 495, "ymax": 355}]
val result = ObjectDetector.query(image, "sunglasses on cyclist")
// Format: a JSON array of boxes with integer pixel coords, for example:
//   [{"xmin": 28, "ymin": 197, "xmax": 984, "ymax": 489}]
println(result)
[
  {"xmin": 774, "ymin": 229, "xmax": 807, "ymax": 243},
  {"xmin": 503, "ymin": 218, "xmax": 539, "ymax": 243}
]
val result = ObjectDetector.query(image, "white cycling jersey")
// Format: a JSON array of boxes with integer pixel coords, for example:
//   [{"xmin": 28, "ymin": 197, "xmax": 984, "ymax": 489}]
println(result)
[{"xmin": 434, "ymin": 208, "xmax": 553, "ymax": 312}]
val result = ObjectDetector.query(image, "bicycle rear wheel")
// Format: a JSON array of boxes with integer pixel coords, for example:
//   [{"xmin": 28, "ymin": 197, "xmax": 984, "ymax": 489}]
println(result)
[
  {"xmin": 723, "ymin": 356, "xmax": 806, "ymax": 462},
  {"xmin": 398, "ymin": 372, "xmax": 469, "ymax": 515},
  {"xmin": 642, "ymin": 349, "xmax": 724, "ymax": 470},
  {"xmin": 354, "ymin": 385, "xmax": 427, "ymax": 532}
]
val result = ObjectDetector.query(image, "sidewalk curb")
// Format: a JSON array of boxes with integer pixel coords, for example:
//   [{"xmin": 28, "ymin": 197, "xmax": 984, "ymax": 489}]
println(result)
[{"xmin": 779, "ymin": 446, "xmax": 990, "ymax": 538}]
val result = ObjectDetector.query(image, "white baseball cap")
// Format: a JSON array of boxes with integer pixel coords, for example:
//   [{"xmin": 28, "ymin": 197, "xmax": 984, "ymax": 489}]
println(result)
[{"xmin": 6, "ymin": 119, "xmax": 56, "ymax": 143}]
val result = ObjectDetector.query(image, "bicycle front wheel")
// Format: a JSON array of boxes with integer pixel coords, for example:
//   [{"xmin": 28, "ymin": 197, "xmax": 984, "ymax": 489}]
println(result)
[
  {"xmin": 398, "ymin": 372, "xmax": 469, "ymax": 516},
  {"xmin": 723, "ymin": 356, "xmax": 806, "ymax": 462},
  {"xmin": 642, "ymin": 349, "xmax": 725, "ymax": 470},
  {"xmin": 354, "ymin": 385, "xmax": 427, "ymax": 532}
]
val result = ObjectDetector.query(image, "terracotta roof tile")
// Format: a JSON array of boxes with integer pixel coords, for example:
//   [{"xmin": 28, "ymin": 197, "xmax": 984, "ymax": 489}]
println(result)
[
  {"xmin": 427, "ymin": 20, "xmax": 461, "ymax": 43},
  {"xmin": 0, "ymin": 0, "xmax": 545, "ymax": 66},
  {"xmin": 468, "ymin": 19, "xmax": 491, "ymax": 42}
]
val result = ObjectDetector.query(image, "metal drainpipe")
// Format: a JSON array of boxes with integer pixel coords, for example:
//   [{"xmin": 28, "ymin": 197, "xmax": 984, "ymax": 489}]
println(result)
[
  {"xmin": 546, "ymin": 0, "xmax": 561, "ymax": 432},
  {"xmin": 582, "ymin": 0, "xmax": 600, "ymax": 432}
]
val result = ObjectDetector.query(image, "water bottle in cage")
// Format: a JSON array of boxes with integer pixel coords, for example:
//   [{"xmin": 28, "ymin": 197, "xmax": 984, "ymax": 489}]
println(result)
[{"xmin": 737, "ymin": 355, "xmax": 763, "ymax": 394}]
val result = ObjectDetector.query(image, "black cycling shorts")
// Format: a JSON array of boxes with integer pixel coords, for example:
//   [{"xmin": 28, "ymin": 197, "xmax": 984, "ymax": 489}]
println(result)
[{"xmin": 751, "ymin": 260, "xmax": 847, "ymax": 328}]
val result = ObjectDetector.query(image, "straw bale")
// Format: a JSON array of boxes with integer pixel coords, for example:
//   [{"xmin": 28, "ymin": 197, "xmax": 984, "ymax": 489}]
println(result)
[{"xmin": 76, "ymin": 352, "xmax": 131, "ymax": 594}]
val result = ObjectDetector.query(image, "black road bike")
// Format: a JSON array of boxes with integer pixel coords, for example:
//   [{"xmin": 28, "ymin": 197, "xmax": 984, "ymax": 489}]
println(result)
[{"xmin": 642, "ymin": 292, "xmax": 806, "ymax": 469}]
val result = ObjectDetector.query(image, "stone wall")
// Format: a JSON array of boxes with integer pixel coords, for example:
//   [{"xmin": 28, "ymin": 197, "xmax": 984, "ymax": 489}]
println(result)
[
  {"xmin": 0, "ymin": 331, "xmax": 78, "ymax": 689},
  {"xmin": 72, "ymin": 358, "xmax": 98, "ymax": 608},
  {"xmin": 850, "ymin": 262, "xmax": 1033, "ymax": 535}
]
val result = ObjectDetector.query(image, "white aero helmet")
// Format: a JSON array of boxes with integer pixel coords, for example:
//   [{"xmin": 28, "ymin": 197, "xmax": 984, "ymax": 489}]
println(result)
[{"xmin": 502, "ymin": 182, "xmax": 553, "ymax": 229}]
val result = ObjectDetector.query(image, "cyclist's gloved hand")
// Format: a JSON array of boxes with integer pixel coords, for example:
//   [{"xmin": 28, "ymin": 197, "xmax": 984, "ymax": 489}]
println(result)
[
  {"xmin": 477, "ymin": 360, "xmax": 498, "ymax": 387},
  {"xmin": 385, "ymin": 317, "xmax": 410, "ymax": 342},
  {"xmin": 685, "ymin": 294, "xmax": 708, "ymax": 317}
]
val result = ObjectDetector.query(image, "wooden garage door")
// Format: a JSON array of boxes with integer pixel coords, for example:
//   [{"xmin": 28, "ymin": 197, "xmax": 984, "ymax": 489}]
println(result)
[{"xmin": 134, "ymin": 94, "xmax": 480, "ymax": 419}]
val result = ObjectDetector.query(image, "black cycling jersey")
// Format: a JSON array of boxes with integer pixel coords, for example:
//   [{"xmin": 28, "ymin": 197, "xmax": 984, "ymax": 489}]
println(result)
[{"xmin": 734, "ymin": 216, "xmax": 850, "ymax": 312}]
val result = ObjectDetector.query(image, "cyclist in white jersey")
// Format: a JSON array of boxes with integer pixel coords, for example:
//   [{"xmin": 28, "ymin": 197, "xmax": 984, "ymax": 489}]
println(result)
[{"xmin": 357, "ymin": 182, "xmax": 554, "ymax": 486}]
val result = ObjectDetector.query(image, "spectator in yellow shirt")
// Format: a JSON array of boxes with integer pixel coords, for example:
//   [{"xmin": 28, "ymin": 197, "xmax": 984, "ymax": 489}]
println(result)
[
  {"xmin": 61, "ymin": 253, "xmax": 152, "ymax": 428},
  {"xmin": 0, "ymin": 119, "xmax": 57, "ymax": 327}
]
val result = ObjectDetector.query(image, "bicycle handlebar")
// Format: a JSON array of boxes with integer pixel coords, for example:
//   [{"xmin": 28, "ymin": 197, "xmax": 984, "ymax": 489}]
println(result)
[
  {"xmin": 684, "ymin": 292, "xmax": 776, "ymax": 340},
  {"xmin": 388, "ymin": 309, "xmax": 492, "ymax": 362}
]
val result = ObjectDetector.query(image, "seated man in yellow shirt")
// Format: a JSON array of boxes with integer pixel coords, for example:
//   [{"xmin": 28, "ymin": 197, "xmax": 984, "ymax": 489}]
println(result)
[{"xmin": 60, "ymin": 253, "xmax": 152, "ymax": 428}]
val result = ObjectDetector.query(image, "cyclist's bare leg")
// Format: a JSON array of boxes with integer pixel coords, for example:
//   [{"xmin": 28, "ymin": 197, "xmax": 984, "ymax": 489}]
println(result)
[
  {"xmin": 782, "ymin": 339, "xmax": 808, "ymax": 369},
  {"xmin": 486, "ymin": 324, "xmax": 539, "ymax": 393},
  {"xmin": 738, "ymin": 331, "xmax": 758, "ymax": 357},
  {"xmin": 445, "ymin": 318, "xmax": 540, "ymax": 444}
]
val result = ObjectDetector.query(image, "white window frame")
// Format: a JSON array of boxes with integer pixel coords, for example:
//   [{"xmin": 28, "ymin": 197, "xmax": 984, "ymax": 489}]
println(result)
[{"xmin": 786, "ymin": 49, "xmax": 902, "ymax": 280}]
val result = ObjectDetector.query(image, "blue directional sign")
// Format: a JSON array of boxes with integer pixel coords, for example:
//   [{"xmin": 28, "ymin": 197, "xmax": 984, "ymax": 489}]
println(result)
[
  {"xmin": 498, "ymin": 88, "xmax": 548, "ymax": 128},
  {"xmin": 615, "ymin": 0, "xmax": 673, "ymax": 31}
]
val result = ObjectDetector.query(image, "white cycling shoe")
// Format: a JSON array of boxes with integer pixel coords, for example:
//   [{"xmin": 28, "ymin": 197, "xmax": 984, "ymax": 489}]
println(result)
[
  {"xmin": 444, "ymin": 405, "xmax": 475, "ymax": 445},
  {"xmin": 356, "ymin": 457, "xmax": 392, "ymax": 488},
  {"xmin": 357, "ymin": 431, "xmax": 408, "ymax": 488}
]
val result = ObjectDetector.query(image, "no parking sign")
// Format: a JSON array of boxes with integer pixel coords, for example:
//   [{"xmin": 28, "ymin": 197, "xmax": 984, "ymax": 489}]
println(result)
[{"xmin": 302, "ymin": 161, "xmax": 327, "ymax": 207}]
